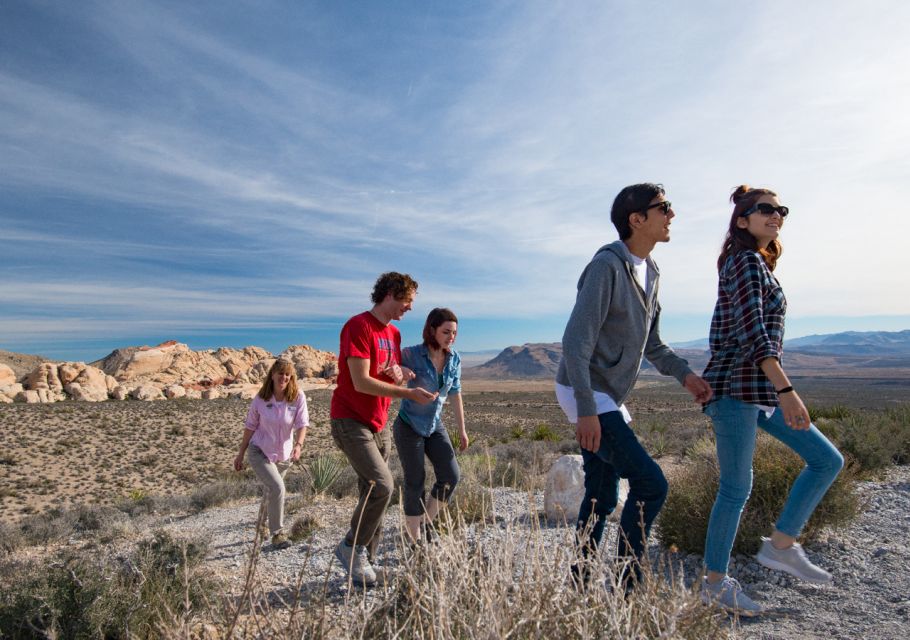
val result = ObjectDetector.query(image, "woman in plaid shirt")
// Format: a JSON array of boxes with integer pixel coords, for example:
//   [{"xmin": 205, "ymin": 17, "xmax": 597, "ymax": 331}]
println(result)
[{"xmin": 699, "ymin": 185, "xmax": 844, "ymax": 616}]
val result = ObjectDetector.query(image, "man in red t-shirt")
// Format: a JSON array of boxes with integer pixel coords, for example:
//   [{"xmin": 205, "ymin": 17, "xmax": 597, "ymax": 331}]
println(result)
[{"xmin": 331, "ymin": 272, "xmax": 436, "ymax": 587}]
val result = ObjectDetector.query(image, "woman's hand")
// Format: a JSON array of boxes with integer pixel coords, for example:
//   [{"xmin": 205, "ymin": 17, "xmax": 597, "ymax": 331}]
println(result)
[
  {"xmin": 407, "ymin": 387, "xmax": 438, "ymax": 405},
  {"xmin": 780, "ymin": 391, "xmax": 811, "ymax": 430},
  {"xmin": 458, "ymin": 429, "xmax": 469, "ymax": 451},
  {"xmin": 291, "ymin": 442, "xmax": 304, "ymax": 461},
  {"xmin": 233, "ymin": 454, "xmax": 245, "ymax": 472}
]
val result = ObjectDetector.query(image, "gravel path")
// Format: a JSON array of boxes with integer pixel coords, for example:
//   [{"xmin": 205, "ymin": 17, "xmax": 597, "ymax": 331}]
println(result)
[{"xmin": 156, "ymin": 466, "xmax": 910, "ymax": 639}]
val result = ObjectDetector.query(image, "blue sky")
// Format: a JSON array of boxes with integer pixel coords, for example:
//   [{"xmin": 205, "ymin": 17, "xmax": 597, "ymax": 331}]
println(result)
[{"xmin": 2, "ymin": 0, "xmax": 909, "ymax": 361}]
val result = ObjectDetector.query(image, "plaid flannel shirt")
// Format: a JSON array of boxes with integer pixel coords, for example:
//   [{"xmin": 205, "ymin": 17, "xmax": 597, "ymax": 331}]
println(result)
[{"xmin": 703, "ymin": 251, "xmax": 787, "ymax": 406}]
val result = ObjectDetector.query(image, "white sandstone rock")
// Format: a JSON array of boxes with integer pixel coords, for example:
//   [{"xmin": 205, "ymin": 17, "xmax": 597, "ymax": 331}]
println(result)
[
  {"xmin": 544, "ymin": 454, "xmax": 628, "ymax": 524},
  {"xmin": 132, "ymin": 384, "xmax": 165, "ymax": 401},
  {"xmin": 15, "ymin": 390, "xmax": 41, "ymax": 403},
  {"xmin": 0, "ymin": 383, "xmax": 24, "ymax": 396},
  {"xmin": 201, "ymin": 388, "xmax": 221, "ymax": 400},
  {"xmin": 110, "ymin": 386, "xmax": 130, "ymax": 401},
  {"xmin": 0, "ymin": 364, "xmax": 16, "ymax": 387},
  {"xmin": 25, "ymin": 363, "xmax": 62, "ymax": 392},
  {"xmin": 164, "ymin": 384, "xmax": 186, "ymax": 400}
]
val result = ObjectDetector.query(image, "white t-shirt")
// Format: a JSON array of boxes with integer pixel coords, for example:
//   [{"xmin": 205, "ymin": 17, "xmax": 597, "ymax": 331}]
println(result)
[
  {"xmin": 630, "ymin": 252, "xmax": 649, "ymax": 296},
  {"xmin": 555, "ymin": 382, "xmax": 632, "ymax": 424}
]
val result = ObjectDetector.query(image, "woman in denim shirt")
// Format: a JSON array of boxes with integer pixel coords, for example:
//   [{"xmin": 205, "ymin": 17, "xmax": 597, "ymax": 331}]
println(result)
[
  {"xmin": 699, "ymin": 185, "xmax": 844, "ymax": 616},
  {"xmin": 393, "ymin": 307, "xmax": 469, "ymax": 544}
]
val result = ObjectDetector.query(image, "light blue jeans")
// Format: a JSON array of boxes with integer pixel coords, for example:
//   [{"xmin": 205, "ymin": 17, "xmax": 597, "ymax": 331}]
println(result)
[{"xmin": 703, "ymin": 396, "xmax": 844, "ymax": 574}]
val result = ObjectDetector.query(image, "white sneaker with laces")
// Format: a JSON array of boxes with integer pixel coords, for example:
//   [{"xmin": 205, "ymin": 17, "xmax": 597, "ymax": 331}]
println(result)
[
  {"xmin": 755, "ymin": 537, "xmax": 832, "ymax": 584},
  {"xmin": 700, "ymin": 576, "xmax": 763, "ymax": 617}
]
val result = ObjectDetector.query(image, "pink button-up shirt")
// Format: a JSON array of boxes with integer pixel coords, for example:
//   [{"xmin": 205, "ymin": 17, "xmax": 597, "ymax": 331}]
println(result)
[{"xmin": 244, "ymin": 393, "xmax": 309, "ymax": 462}]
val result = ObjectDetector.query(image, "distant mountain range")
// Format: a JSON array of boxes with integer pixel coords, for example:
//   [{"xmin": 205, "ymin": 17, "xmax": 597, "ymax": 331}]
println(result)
[{"xmin": 466, "ymin": 330, "xmax": 910, "ymax": 379}]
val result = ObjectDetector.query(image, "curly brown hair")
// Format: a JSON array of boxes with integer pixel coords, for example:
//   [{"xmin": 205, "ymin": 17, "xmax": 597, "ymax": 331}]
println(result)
[
  {"xmin": 371, "ymin": 272, "xmax": 418, "ymax": 304},
  {"xmin": 717, "ymin": 185, "xmax": 783, "ymax": 272}
]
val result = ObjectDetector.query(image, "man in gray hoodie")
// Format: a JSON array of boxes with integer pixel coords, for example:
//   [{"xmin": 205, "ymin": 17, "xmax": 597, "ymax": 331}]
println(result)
[{"xmin": 555, "ymin": 182, "xmax": 712, "ymax": 587}]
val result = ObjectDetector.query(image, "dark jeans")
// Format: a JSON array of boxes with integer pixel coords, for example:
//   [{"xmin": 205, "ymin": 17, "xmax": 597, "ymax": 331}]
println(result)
[
  {"xmin": 577, "ymin": 411, "xmax": 668, "ymax": 572},
  {"xmin": 330, "ymin": 417, "xmax": 393, "ymax": 557},
  {"xmin": 392, "ymin": 416, "xmax": 461, "ymax": 516}
]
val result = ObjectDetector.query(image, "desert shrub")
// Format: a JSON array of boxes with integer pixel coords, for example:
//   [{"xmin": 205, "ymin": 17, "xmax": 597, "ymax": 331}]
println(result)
[
  {"xmin": 0, "ymin": 522, "xmax": 24, "ymax": 555},
  {"xmin": 659, "ymin": 434, "xmax": 860, "ymax": 556},
  {"xmin": 816, "ymin": 405, "xmax": 910, "ymax": 472},
  {"xmin": 486, "ymin": 441, "xmax": 558, "ymax": 490},
  {"xmin": 530, "ymin": 423, "xmax": 560, "ymax": 442},
  {"xmin": 74, "ymin": 504, "xmax": 130, "ymax": 532},
  {"xmin": 0, "ymin": 530, "xmax": 216, "ymax": 639},
  {"xmin": 329, "ymin": 464, "xmax": 359, "ymax": 499},
  {"xmin": 18, "ymin": 508, "xmax": 78, "ymax": 545},
  {"xmin": 439, "ymin": 480, "xmax": 493, "ymax": 529},
  {"xmin": 359, "ymin": 520, "xmax": 725, "ymax": 640},
  {"xmin": 118, "ymin": 492, "xmax": 192, "ymax": 517},
  {"xmin": 509, "ymin": 424, "xmax": 526, "ymax": 439},
  {"xmin": 289, "ymin": 513, "xmax": 321, "ymax": 541},
  {"xmin": 308, "ymin": 453, "xmax": 345, "ymax": 494},
  {"xmin": 808, "ymin": 404, "xmax": 853, "ymax": 422},
  {"xmin": 189, "ymin": 480, "xmax": 259, "ymax": 512}
]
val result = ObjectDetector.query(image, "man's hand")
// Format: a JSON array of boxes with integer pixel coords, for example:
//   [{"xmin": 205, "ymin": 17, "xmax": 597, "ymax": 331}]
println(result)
[
  {"xmin": 407, "ymin": 387, "xmax": 438, "ymax": 405},
  {"xmin": 576, "ymin": 415, "xmax": 601, "ymax": 452},
  {"xmin": 683, "ymin": 373, "xmax": 713, "ymax": 404},
  {"xmin": 458, "ymin": 428, "xmax": 469, "ymax": 451},
  {"xmin": 383, "ymin": 363, "xmax": 404, "ymax": 385}
]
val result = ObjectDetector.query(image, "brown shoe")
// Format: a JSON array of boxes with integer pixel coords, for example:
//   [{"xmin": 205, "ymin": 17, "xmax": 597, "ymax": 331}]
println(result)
[{"xmin": 271, "ymin": 532, "xmax": 292, "ymax": 550}]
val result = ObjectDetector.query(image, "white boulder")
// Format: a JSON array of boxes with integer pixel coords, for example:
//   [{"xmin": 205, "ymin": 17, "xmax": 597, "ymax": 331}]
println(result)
[
  {"xmin": 0, "ymin": 364, "xmax": 16, "ymax": 387},
  {"xmin": 544, "ymin": 454, "xmax": 628, "ymax": 524},
  {"xmin": 110, "ymin": 386, "xmax": 130, "ymax": 401},
  {"xmin": 164, "ymin": 384, "xmax": 186, "ymax": 400},
  {"xmin": 132, "ymin": 384, "xmax": 164, "ymax": 401},
  {"xmin": 15, "ymin": 390, "xmax": 41, "ymax": 403}
]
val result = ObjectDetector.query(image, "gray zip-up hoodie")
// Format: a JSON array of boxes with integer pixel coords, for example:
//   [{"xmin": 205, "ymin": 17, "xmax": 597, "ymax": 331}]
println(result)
[{"xmin": 556, "ymin": 240, "xmax": 693, "ymax": 417}]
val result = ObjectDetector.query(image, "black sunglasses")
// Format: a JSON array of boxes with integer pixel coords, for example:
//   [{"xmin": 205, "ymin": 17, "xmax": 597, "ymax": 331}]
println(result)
[
  {"xmin": 742, "ymin": 202, "xmax": 789, "ymax": 218},
  {"xmin": 642, "ymin": 200, "xmax": 672, "ymax": 215}
]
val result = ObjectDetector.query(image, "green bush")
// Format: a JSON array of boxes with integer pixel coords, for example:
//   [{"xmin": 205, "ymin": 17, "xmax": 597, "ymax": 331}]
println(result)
[
  {"xmin": 308, "ymin": 453, "xmax": 345, "ymax": 494},
  {"xmin": 816, "ymin": 405, "xmax": 910, "ymax": 473},
  {"xmin": 0, "ymin": 530, "xmax": 217, "ymax": 639},
  {"xmin": 659, "ymin": 434, "xmax": 859, "ymax": 556},
  {"xmin": 530, "ymin": 423, "xmax": 560, "ymax": 442},
  {"xmin": 807, "ymin": 404, "xmax": 853, "ymax": 422}
]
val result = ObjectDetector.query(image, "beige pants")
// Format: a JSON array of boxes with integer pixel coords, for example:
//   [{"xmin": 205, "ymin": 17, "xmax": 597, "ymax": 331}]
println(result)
[{"xmin": 247, "ymin": 444, "xmax": 292, "ymax": 535}]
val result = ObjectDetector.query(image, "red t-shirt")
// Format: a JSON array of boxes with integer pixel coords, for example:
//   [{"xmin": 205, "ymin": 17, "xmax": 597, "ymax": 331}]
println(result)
[{"xmin": 330, "ymin": 311, "xmax": 401, "ymax": 432}]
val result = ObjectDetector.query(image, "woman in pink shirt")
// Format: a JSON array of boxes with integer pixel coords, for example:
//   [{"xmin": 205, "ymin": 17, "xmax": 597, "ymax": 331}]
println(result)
[{"xmin": 234, "ymin": 359, "xmax": 309, "ymax": 549}]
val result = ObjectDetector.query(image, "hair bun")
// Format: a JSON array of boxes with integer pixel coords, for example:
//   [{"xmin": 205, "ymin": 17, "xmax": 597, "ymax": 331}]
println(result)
[{"xmin": 730, "ymin": 185, "xmax": 751, "ymax": 204}]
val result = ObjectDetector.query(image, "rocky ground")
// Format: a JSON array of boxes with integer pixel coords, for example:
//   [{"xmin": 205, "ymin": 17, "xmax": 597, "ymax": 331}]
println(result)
[{"xmin": 126, "ymin": 464, "xmax": 909, "ymax": 639}]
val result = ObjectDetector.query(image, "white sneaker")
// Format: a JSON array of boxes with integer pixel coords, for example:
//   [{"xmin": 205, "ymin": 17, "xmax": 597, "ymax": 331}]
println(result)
[
  {"xmin": 335, "ymin": 539, "xmax": 377, "ymax": 587},
  {"xmin": 756, "ymin": 537, "xmax": 832, "ymax": 584},
  {"xmin": 700, "ymin": 576, "xmax": 763, "ymax": 617}
]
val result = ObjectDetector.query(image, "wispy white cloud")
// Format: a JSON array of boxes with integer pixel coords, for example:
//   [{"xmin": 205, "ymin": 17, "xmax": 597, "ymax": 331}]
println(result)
[{"xmin": 2, "ymin": 0, "xmax": 909, "ymax": 355}]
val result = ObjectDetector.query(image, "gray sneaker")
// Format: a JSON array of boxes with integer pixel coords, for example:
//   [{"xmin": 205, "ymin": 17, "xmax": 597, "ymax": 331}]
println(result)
[
  {"xmin": 335, "ymin": 539, "xmax": 377, "ymax": 587},
  {"xmin": 701, "ymin": 576, "xmax": 763, "ymax": 617},
  {"xmin": 756, "ymin": 537, "xmax": 832, "ymax": 584}
]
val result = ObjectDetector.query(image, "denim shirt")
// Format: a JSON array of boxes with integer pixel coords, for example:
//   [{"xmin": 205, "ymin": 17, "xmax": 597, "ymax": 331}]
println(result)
[{"xmin": 398, "ymin": 344, "xmax": 461, "ymax": 437}]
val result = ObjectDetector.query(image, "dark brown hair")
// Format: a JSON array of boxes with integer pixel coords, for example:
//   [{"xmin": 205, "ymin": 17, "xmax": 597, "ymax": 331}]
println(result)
[
  {"xmin": 371, "ymin": 272, "xmax": 418, "ymax": 304},
  {"xmin": 422, "ymin": 307, "xmax": 458, "ymax": 351},
  {"xmin": 717, "ymin": 185, "xmax": 783, "ymax": 272},
  {"xmin": 611, "ymin": 183, "xmax": 665, "ymax": 240},
  {"xmin": 257, "ymin": 359, "xmax": 300, "ymax": 402}
]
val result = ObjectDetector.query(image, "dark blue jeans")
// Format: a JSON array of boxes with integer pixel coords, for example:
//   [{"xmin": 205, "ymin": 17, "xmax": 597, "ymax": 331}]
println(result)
[{"xmin": 577, "ymin": 411, "xmax": 668, "ymax": 570}]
